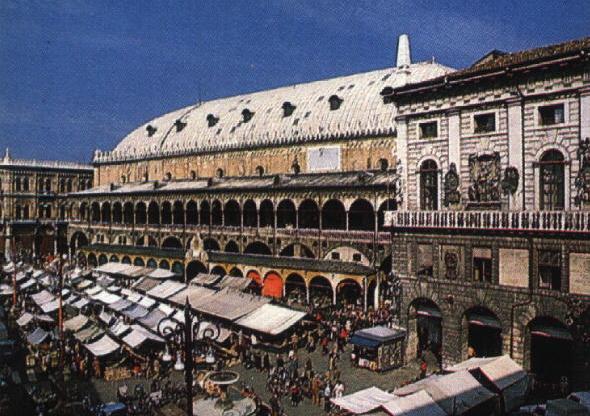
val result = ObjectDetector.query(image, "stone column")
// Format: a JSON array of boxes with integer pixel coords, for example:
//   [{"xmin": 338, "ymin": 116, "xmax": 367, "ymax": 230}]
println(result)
[
  {"xmin": 395, "ymin": 116, "xmax": 409, "ymax": 210},
  {"xmin": 374, "ymin": 278, "xmax": 380, "ymax": 310},
  {"xmin": 507, "ymin": 98, "xmax": 524, "ymax": 210}
]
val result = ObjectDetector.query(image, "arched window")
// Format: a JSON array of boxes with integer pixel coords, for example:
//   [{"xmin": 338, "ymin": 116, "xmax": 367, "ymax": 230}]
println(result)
[
  {"xmin": 540, "ymin": 150, "xmax": 565, "ymax": 211},
  {"xmin": 419, "ymin": 160, "xmax": 438, "ymax": 210},
  {"xmin": 255, "ymin": 166, "xmax": 264, "ymax": 176},
  {"xmin": 216, "ymin": 168, "xmax": 224, "ymax": 179}
]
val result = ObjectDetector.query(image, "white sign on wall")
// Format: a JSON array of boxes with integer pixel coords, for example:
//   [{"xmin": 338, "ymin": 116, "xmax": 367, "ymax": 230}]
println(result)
[
  {"xmin": 307, "ymin": 146, "xmax": 341, "ymax": 172},
  {"xmin": 569, "ymin": 253, "xmax": 590, "ymax": 295},
  {"xmin": 499, "ymin": 248, "xmax": 529, "ymax": 288}
]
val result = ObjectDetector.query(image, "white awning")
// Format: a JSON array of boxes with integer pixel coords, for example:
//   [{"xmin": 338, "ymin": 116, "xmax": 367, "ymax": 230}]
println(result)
[
  {"xmin": 331, "ymin": 387, "xmax": 397, "ymax": 414},
  {"xmin": 64, "ymin": 314, "xmax": 89, "ymax": 332},
  {"xmin": 158, "ymin": 303, "xmax": 176, "ymax": 316},
  {"xmin": 20, "ymin": 279, "xmax": 36, "ymax": 290},
  {"xmin": 17, "ymin": 312, "xmax": 34, "ymax": 327},
  {"xmin": 85, "ymin": 286, "xmax": 102, "ymax": 296},
  {"xmin": 72, "ymin": 298, "xmax": 90, "ymax": 309},
  {"xmin": 382, "ymin": 390, "xmax": 446, "ymax": 416},
  {"xmin": 122, "ymin": 324, "xmax": 164, "ymax": 348},
  {"xmin": 84, "ymin": 334, "xmax": 120, "ymax": 356},
  {"xmin": 31, "ymin": 290, "xmax": 55, "ymax": 306},
  {"xmin": 138, "ymin": 296, "xmax": 156, "ymax": 308},
  {"xmin": 147, "ymin": 268, "xmax": 177, "ymax": 279},
  {"xmin": 94, "ymin": 291, "xmax": 122, "ymax": 305},
  {"xmin": 126, "ymin": 292, "xmax": 142, "ymax": 303},
  {"xmin": 94, "ymin": 262, "xmax": 129, "ymax": 275},
  {"xmin": 110, "ymin": 320, "xmax": 131, "ymax": 337},
  {"xmin": 236, "ymin": 304, "xmax": 306, "ymax": 335},
  {"xmin": 32, "ymin": 270, "xmax": 45, "ymax": 278},
  {"xmin": 147, "ymin": 280, "xmax": 186, "ymax": 299},
  {"xmin": 16, "ymin": 271, "xmax": 27, "ymax": 281},
  {"xmin": 40, "ymin": 299, "xmax": 59, "ymax": 313}
]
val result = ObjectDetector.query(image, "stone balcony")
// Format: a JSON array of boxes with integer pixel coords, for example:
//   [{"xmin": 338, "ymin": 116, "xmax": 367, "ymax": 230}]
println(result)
[{"xmin": 384, "ymin": 210, "xmax": 590, "ymax": 233}]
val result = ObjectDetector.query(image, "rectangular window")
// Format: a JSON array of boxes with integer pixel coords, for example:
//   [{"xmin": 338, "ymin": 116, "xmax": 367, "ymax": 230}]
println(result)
[
  {"xmin": 352, "ymin": 253, "xmax": 362, "ymax": 262},
  {"xmin": 417, "ymin": 244, "xmax": 434, "ymax": 277},
  {"xmin": 473, "ymin": 247, "xmax": 492, "ymax": 283},
  {"xmin": 538, "ymin": 104, "xmax": 565, "ymax": 126},
  {"xmin": 474, "ymin": 113, "xmax": 496, "ymax": 133},
  {"xmin": 331, "ymin": 252, "xmax": 340, "ymax": 261},
  {"xmin": 538, "ymin": 250, "xmax": 561, "ymax": 291},
  {"xmin": 419, "ymin": 121, "xmax": 438, "ymax": 139}
]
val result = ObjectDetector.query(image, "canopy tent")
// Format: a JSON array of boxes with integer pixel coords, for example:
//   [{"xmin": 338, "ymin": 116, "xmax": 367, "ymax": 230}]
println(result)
[
  {"xmin": 93, "ymin": 291, "xmax": 122, "ymax": 305},
  {"xmin": 61, "ymin": 288, "xmax": 70, "ymax": 297},
  {"xmin": 106, "ymin": 285, "xmax": 122, "ymax": 293},
  {"xmin": 349, "ymin": 325, "xmax": 406, "ymax": 371},
  {"xmin": 190, "ymin": 288, "xmax": 270, "ymax": 321},
  {"xmin": 190, "ymin": 273, "xmax": 222, "ymax": 287},
  {"xmin": 84, "ymin": 334, "xmax": 120, "ymax": 356},
  {"xmin": 121, "ymin": 324, "xmax": 164, "ymax": 349},
  {"xmin": 158, "ymin": 303, "xmax": 176, "ymax": 316},
  {"xmin": 32, "ymin": 270, "xmax": 44, "ymax": 278},
  {"xmin": 215, "ymin": 275, "xmax": 251, "ymax": 291},
  {"xmin": 35, "ymin": 314, "xmax": 54, "ymax": 323},
  {"xmin": 133, "ymin": 277, "xmax": 161, "ymax": 292},
  {"xmin": 331, "ymin": 387, "xmax": 397, "ymax": 414},
  {"xmin": 65, "ymin": 295, "xmax": 79, "ymax": 305},
  {"xmin": 75, "ymin": 325, "xmax": 102, "ymax": 342},
  {"xmin": 168, "ymin": 286, "xmax": 216, "ymax": 309},
  {"xmin": 350, "ymin": 325, "xmax": 406, "ymax": 348},
  {"xmin": 422, "ymin": 370, "xmax": 496, "ymax": 415},
  {"xmin": 137, "ymin": 309, "xmax": 167, "ymax": 331},
  {"xmin": 16, "ymin": 271, "xmax": 27, "ymax": 282},
  {"xmin": 147, "ymin": 280, "xmax": 186, "ymax": 299},
  {"xmin": 20, "ymin": 279, "xmax": 36, "ymax": 290},
  {"xmin": 447, "ymin": 355, "xmax": 528, "ymax": 413},
  {"xmin": 382, "ymin": 390, "xmax": 446, "ymax": 416},
  {"xmin": 236, "ymin": 304, "xmax": 306, "ymax": 336},
  {"xmin": 85, "ymin": 286, "xmax": 102, "ymax": 296},
  {"xmin": 31, "ymin": 290, "xmax": 55, "ymax": 306},
  {"xmin": 64, "ymin": 314, "xmax": 89, "ymax": 332},
  {"xmin": 196, "ymin": 322, "xmax": 232, "ymax": 343},
  {"xmin": 126, "ymin": 292, "xmax": 143, "ymax": 303},
  {"xmin": 72, "ymin": 298, "xmax": 90, "ymax": 309},
  {"xmin": 76, "ymin": 279, "xmax": 94, "ymax": 289},
  {"xmin": 394, "ymin": 375, "xmax": 445, "ymax": 397},
  {"xmin": 94, "ymin": 262, "xmax": 130, "ymax": 275},
  {"xmin": 96, "ymin": 275, "xmax": 115, "ymax": 287},
  {"xmin": 138, "ymin": 296, "xmax": 157, "ymax": 309},
  {"xmin": 120, "ymin": 288, "xmax": 133, "ymax": 297},
  {"xmin": 148, "ymin": 268, "xmax": 177, "ymax": 279},
  {"xmin": 110, "ymin": 320, "xmax": 131, "ymax": 337},
  {"xmin": 3, "ymin": 263, "xmax": 15, "ymax": 273},
  {"xmin": 0, "ymin": 284, "xmax": 12, "ymax": 295},
  {"xmin": 110, "ymin": 298, "xmax": 133, "ymax": 312},
  {"xmin": 123, "ymin": 304, "xmax": 149, "ymax": 320},
  {"xmin": 17, "ymin": 312, "xmax": 34, "ymax": 327},
  {"xmin": 27, "ymin": 327, "xmax": 50, "ymax": 345},
  {"xmin": 40, "ymin": 299, "xmax": 59, "ymax": 313},
  {"xmin": 39, "ymin": 275, "xmax": 53, "ymax": 287},
  {"xmin": 99, "ymin": 310, "xmax": 114, "ymax": 325}
]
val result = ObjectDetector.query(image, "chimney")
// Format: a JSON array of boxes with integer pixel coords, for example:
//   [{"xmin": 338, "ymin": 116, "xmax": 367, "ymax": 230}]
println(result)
[{"xmin": 396, "ymin": 34, "xmax": 411, "ymax": 68}]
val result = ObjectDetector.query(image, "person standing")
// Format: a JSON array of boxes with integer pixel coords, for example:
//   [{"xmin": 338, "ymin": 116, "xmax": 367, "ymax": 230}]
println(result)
[{"xmin": 323, "ymin": 382, "xmax": 332, "ymax": 413}]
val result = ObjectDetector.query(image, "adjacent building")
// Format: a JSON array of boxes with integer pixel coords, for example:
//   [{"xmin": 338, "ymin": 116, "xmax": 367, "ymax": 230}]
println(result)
[{"xmin": 0, "ymin": 149, "xmax": 93, "ymax": 259}]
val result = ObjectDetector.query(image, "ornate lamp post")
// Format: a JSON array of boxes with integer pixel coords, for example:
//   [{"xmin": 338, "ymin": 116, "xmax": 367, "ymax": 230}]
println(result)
[{"xmin": 158, "ymin": 298, "xmax": 220, "ymax": 416}]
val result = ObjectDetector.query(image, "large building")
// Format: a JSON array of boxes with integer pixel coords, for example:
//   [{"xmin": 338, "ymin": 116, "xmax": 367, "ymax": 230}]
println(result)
[
  {"xmin": 0, "ymin": 149, "xmax": 93, "ymax": 259},
  {"xmin": 67, "ymin": 35, "xmax": 590, "ymax": 387}
]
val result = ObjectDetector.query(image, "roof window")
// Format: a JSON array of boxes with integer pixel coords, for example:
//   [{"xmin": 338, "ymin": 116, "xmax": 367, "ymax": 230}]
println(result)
[
  {"xmin": 329, "ymin": 95, "xmax": 343, "ymax": 111},
  {"xmin": 206, "ymin": 114, "xmax": 219, "ymax": 127},
  {"xmin": 380, "ymin": 87, "xmax": 395, "ymax": 104},
  {"xmin": 242, "ymin": 109, "xmax": 254, "ymax": 123},
  {"xmin": 174, "ymin": 119, "xmax": 187, "ymax": 132},
  {"xmin": 146, "ymin": 124, "xmax": 157, "ymax": 137},
  {"xmin": 282, "ymin": 101, "xmax": 296, "ymax": 117}
]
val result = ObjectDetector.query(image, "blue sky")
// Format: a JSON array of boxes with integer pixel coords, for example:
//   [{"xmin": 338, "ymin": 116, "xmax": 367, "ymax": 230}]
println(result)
[{"xmin": 0, "ymin": 0, "xmax": 588, "ymax": 162}]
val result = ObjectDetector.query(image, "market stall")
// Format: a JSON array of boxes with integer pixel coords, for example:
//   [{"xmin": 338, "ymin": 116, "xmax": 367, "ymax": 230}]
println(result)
[{"xmin": 349, "ymin": 325, "xmax": 406, "ymax": 371}]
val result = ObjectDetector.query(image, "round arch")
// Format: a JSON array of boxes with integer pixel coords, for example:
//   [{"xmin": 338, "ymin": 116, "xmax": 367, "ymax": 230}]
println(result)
[
  {"xmin": 162, "ymin": 236, "xmax": 183, "ymax": 250},
  {"xmin": 134, "ymin": 257, "xmax": 145, "ymax": 266},
  {"xmin": 526, "ymin": 316, "xmax": 572, "ymax": 383},
  {"xmin": 277, "ymin": 199, "xmax": 296, "ymax": 228},
  {"xmin": 259, "ymin": 199, "xmax": 274, "ymax": 228},
  {"xmin": 172, "ymin": 261, "xmax": 185, "ymax": 278},
  {"xmin": 211, "ymin": 200, "xmax": 223, "ymax": 225},
  {"xmin": 121, "ymin": 256, "xmax": 132, "ymax": 264},
  {"xmin": 159, "ymin": 259, "xmax": 170, "ymax": 270},
  {"xmin": 135, "ymin": 202, "xmax": 147, "ymax": 225},
  {"xmin": 146, "ymin": 258, "xmax": 158, "ymax": 268},
  {"xmin": 172, "ymin": 201, "xmax": 184, "ymax": 225},
  {"xmin": 148, "ymin": 201, "xmax": 160, "ymax": 225},
  {"xmin": 262, "ymin": 272, "xmax": 283, "ymax": 298},
  {"xmin": 322, "ymin": 199, "xmax": 346, "ymax": 229},
  {"xmin": 136, "ymin": 235, "xmax": 158, "ymax": 247},
  {"xmin": 461, "ymin": 306, "xmax": 502, "ymax": 359},
  {"xmin": 186, "ymin": 200, "xmax": 198, "ymax": 225},
  {"xmin": 87, "ymin": 253, "xmax": 98, "ymax": 267},
  {"xmin": 91, "ymin": 202, "xmax": 100, "ymax": 223},
  {"xmin": 70, "ymin": 231, "xmax": 89, "ymax": 252},
  {"xmin": 224, "ymin": 240, "xmax": 240, "ymax": 253},
  {"xmin": 243, "ymin": 199, "xmax": 257, "ymax": 227},
  {"xmin": 246, "ymin": 270, "xmax": 262, "ymax": 295},
  {"xmin": 348, "ymin": 198, "xmax": 375, "ymax": 231},
  {"xmin": 161, "ymin": 201, "xmax": 172, "ymax": 225},
  {"xmin": 298, "ymin": 199, "xmax": 319, "ymax": 229},
  {"xmin": 112, "ymin": 202, "xmax": 123, "ymax": 224},
  {"xmin": 244, "ymin": 241, "xmax": 272, "ymax": 255},
  {"xmin": 186, "ymin": 260, "xmax": 207, "ymax": 280},
  {"xmin": 407, "ymin": 298, "xmax": 443, "ymax": 362},
  {"xmin": 203, "ymin": 238, "xmax": 220, "ymax": 251},
  {"xmin": 229, "ymin": 267, "xmax": 243, "ymax": 277},
  {"xmin": 224, "ymin": 200, "xmax": 240, "ymax": 227},
  {"xmin": 109, "ymin": 255, "xmax": 119, "ymax": 263},
  {"xmin": 98, "ymin": 254, "xmax": 108, "ymax": 265},
  {"xmin": 101, "ymin": 202, "xmax": 111, "ymax": 224},
  {"xmin": 211, "ymin": 265, "xmax": 226, "ymax": 277},
  {"xmin": 199, "ymin": 201, "xmax": 210, "ymax": 225},
  {"xmin": 309, "ymin": 275, "xmax": 333, "ymax": 307},
  {"xmin": 285, "ymin": 273, "xmax": 306, "ymax": 303},
  {"xmin": 279, "ymin": 243, "xmax": 315, "ymax": 258},
  {"xmin": 336, "ymin": 279, "xmax": 362, "ymax": 305}
]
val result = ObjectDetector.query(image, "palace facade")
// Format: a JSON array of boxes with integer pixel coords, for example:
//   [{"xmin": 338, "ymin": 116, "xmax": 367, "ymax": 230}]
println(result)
[
  {"xmin": 66, "ymin": 35, "xmax": 590, "ymax": 387},
  {"xmin": 0, "ymin": 149, "xmax": 93, "ymax": 259}
]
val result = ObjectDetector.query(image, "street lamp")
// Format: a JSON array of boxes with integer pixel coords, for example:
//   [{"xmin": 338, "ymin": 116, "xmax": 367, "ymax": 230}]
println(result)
[{"xmin": 157, "ymin": 298, "xmax": 220, "ymax": 416}]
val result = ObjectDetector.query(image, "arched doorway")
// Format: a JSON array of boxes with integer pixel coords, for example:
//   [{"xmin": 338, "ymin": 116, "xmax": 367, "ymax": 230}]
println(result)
[
  {"xmin": 309, "ymin": 275, "xmax": 333, "ymax": 307},
  {"xmin": 462, "ymin": 307, "xmax": 502, "ymax": 358},
  {"xmin": 262, "ymin": 272, "xmax": 283, "ymax": 298},
  {"xmin": 87, "ymin": 253, "xmax": 98, "ymax": 267},
  {"xmin": 172, "ymin": 261, "xmax": 185, "ymax": 279},
  {"xmin": 407, "ymin": 298, "xmax": 442, "ymax": 362},
  {"xmin": 246, "ymin": 270, "xmax": 262, "ymax": 295},
  {"xmin": 211, "ymin": 265, "xmax": 226, "ymax": 276},
  {"xmin": 527, "ymin": 317, "xmax": 573, "ymax": 384},
  {"xmin": 321, "ymin": 200, "xmax": 346, "ymax": 229},
  {"xmin": 348, "ymin": 199, "xmax": 375, "ymax": 231},
  {"xmin": 336, "ymin": 279, "xmax": 362, "ymax": 305},
  {"xmin": 98, "ymin": 254, "xmax": 108, "ymax": 265},
  {"xmin": 159, "ymin": 259, "xmax": 170, "ymax": 270},
  {"xmin": 244, "ymin": 241, "xmax": 272, "ymax": 255},
  {"xmin": 285, "ymin": 273, "xmax": 306, "ymax": 303},
  {"xmin": 186, "ymin": 260, "xmax": 207, "ymax": 281}
]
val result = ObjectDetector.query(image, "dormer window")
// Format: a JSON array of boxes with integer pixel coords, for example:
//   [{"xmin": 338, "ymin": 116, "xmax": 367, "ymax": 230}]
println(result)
[
  {"xmin": 207, "ymin": 114, "xmax": 219, "ymax": 127},
  {"xmin": 282, "ymin": 101, "xmax": 296, "ymax": 117},
  {"xmin": 174, "ymin": 119, "xmax": 187, "ymax": 132},
  {"xmin": 216, "ymin": 168, "xmax": 224, "ymax": 178},
  {"xmin": 380, "ymin": 87, "xmax": 394, "ymax": 104},
  {"xmin": 146, "ymin": 124, "xmax": 157, "ymax": 137},
  {"xmin": 190, "ymin": 170, "xmax": 197, "ymax": 180},
  {"xmin": 242, "ymin": 108, "xmax": 254, "ymax": 123},
  {"xmin": 328, "ymin": 95, "xmax": 343, "ymax": 111}
]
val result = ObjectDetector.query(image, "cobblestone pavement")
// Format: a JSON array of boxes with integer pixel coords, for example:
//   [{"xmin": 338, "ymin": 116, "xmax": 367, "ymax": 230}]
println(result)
[{"xmin": 79, "ymin": 344, "xmax": 436, "ymax": 416}]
